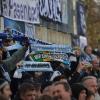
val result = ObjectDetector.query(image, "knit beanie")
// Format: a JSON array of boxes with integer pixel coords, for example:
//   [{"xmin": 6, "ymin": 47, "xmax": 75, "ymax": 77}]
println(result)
[
  {"xmin": 71, "ymin": 83, "xmax": 87, "ymax": 100},
  {"xmin": 0, "ymin": 79, "xmax": 9, "ymax": 90}
]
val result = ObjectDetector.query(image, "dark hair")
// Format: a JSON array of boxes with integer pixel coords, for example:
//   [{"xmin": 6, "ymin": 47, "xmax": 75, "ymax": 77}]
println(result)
[
  {"xmin": 53, "ymin": 75, "xmax": 66, "ymax": 83},
  {"xmin": 0, "ymin": 48, "xmax": 3, "ymax": 51},
  {"xmin": 0, "ymin": 48, "xmax": 7, "ymax": 60},
  {"xmin": 53, "ymin": 81, "xmax": 71, "ymax": 92},
  {"xmin": 84, "ymin": 46, "xmax": 87, "ymax": 52},
  {"xmin": 87, "ymin": 91, "xmax": 95, "ymax": 99},
  {"xmin": 71, "ymin": 83, "xmax": 87, "ymax": 100},
  {"xmin": 2, "ymin": 51, "xmax": 8, "ymax": 60},
  {"xmin": 84, "ymin": 45, "xmax": 92, "ymax": 52},
  {"xmin": 18, "ymin": 82, "xmax": 35, "ymax": 96},
  {"xmin": 42, "ymin": 81, "xmax": 52, "ymax": 92},
  {"xmin": 0, "ymin": 88, "xmax": 4, "ymax": 94},
  {"xmin": 37, "ymin": 95, "xmax": 53, "ymax": 100},
  {"xmin": 98, "ymin": 87, "xmax": 100, "ymax": 95}
]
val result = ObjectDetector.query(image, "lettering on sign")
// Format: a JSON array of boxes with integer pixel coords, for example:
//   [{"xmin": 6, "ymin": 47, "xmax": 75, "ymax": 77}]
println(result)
[
  {"xmin": 39, "ymin": 0, "xmax": 62, "ymax": 22},
  {"xmin": 2, "ymin": 0, "xmax": 39, "ymax": 24}
]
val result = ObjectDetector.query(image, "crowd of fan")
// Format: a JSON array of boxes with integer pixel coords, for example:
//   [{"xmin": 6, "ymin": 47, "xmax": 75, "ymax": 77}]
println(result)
[{"xmin": 0, "ymin": 38, "xmax": 100, "ymax": 100}]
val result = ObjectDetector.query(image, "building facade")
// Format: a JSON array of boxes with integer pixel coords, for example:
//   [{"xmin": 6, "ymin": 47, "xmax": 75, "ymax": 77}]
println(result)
[{"xmin": 0, "ymin": 0, "xmax": 73, "ymax": 46}]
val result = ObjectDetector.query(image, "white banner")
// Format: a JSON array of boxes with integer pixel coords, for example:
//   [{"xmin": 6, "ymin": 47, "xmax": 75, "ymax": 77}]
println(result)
[
  {"xmin": 79, "ymin": 36, "xmax": 87, "ymax": 50},
  {"xmin": 39, "ymin": 0, "xmax": 62, "ymax": 22},
  {"xmin": 17, "ymin": 61, "xmax": 53, "ymax": 72},
  {"xmin": 2, "ymin": 0, "xmax": 40, "ymax": 24},
  {"xmin": 31, "ymin": 44, "xmax": 72, "ymax": 53}
]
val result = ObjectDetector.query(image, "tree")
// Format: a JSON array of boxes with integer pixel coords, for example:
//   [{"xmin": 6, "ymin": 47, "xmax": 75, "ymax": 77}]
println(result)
[{"xmin": 84, "ymin": 0, "xmax": 100, "ymax": 48}]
